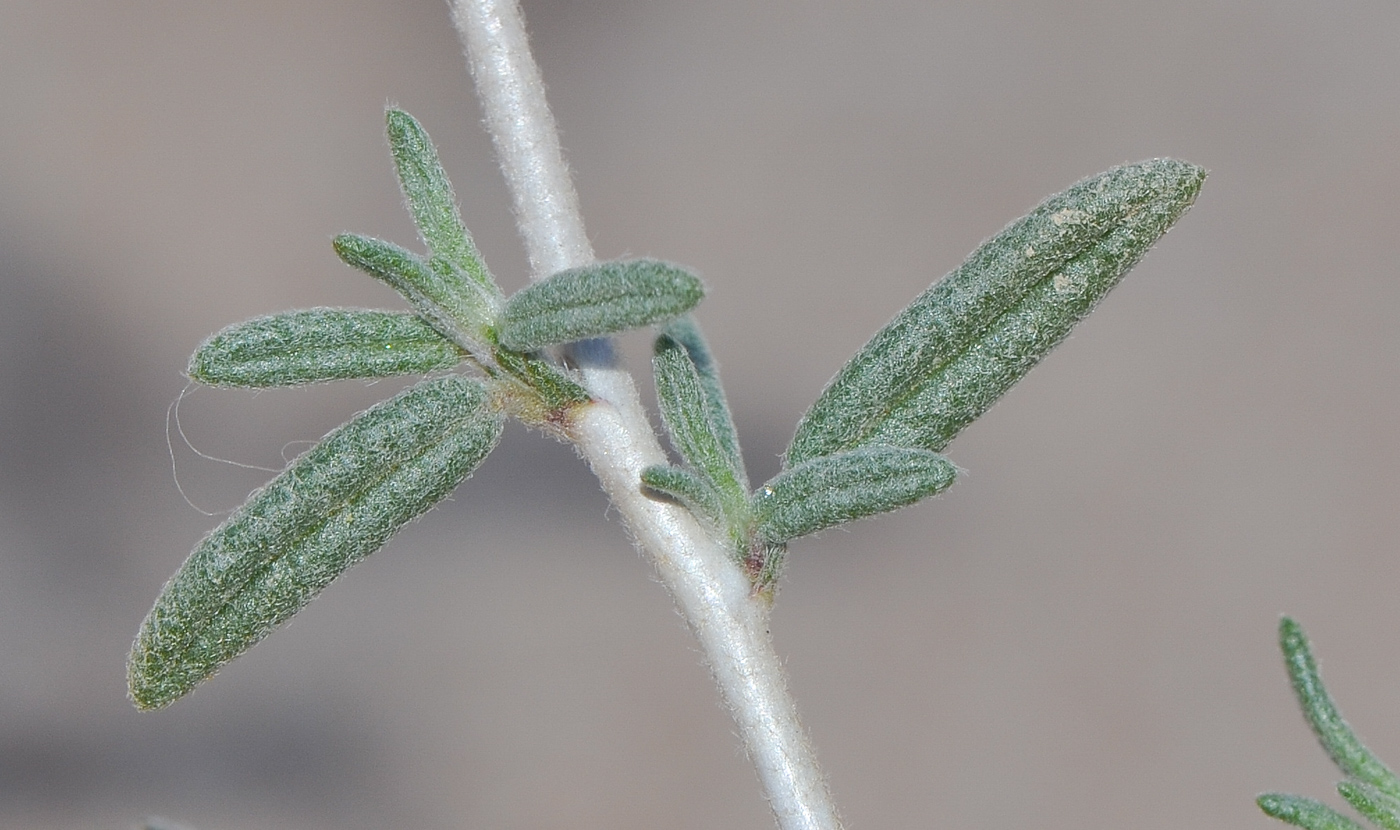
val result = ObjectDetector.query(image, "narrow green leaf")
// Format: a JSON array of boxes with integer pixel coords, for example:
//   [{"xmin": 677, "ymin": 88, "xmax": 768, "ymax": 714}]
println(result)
[
  {"xmin": 754, "ymin": 446, "xmax": 957, "ymax": 544},
  {"xmin": 1280, "ymin": 618, "xmax": 1400, "ymax": 796},
  {"xmin": 385, "ymin": 109, "xmax": 501, "ymax": 301},
  {"xmin": 128, "ymin": 376, "xmax": 504, "ymax": 710},
  {"xmin": 1258, "ymin": 794, "xmax": 1366, "ymax": 830},
  {"xmin": 497, "ymin": 259, "xmax": 704, "ymax": 352},
  {"xmin": 1339, "ymin": 781, "xmax": 1400, "ymax": 830},
  {"xmin": 653, "ymin": 332, "xmax": 749, "ymax": 527},
  {"xmin": 188, "ymin": 309, "xmax": 463, "ymax": 387},
  {"xmin": 785, "ymin": 159, "xmax": 1205, "ymax": 467},
  {"xmin": 334, "ymin": 232, "xmax": 495, "ymax": 355},
  {"xmin": 640, "ymin": 464, "xmax": 728, "ymax": 536},
  {"xmin": 660, "ymin": 315, "xmax": 745, "ymax": 486}
]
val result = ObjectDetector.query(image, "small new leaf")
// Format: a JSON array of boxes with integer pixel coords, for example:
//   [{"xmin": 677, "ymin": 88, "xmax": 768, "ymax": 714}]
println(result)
[
  {"xmin": 653, "ymin": 330, "xmax": 749, "ymax": 527},
  {"xmin": 128, "ymin": 376, "xmax": 504, "ymax": 710},
  {"xmin": 659, "ymin": 315, "xmax": 745, "ymax": 486},
  {"xmin": 385, "ymin": 109, "xmax": 501, "ymax": 301},
  {"xmin": 188, "ymin": 309, "xmax": 463, "ymax": 387},
  {"xmin": 334, "ymin": 232, "xmax": 495, "ymax": 356},
  {"xmin": 640, "ymin": 464, "xmax": 728, "ymax": 535},
  {"xmin": 491, "ymin": 346, "xmax": 591, "ymax": 416},
  {"xmin": 1280, "ymin": 617, "xmax": 1400, "ymax": 797},
  {"xmin": 785, "ymin": 159, "xmax": 1205, "ymax": 467},
  {"xmin": 497, "ymin": 259, "xmax": 704, "ymax": 352},
  {"xmin": 1339, "ymin": 781, "xmax": 1400, "ymax": 830},
  {"xmin": 1258, "ymin": 794, "xmax": 1367, "ymax": 830},
  {"xmin": 754, "ymin": 446, "xmax": 956, "ymax": 545}
]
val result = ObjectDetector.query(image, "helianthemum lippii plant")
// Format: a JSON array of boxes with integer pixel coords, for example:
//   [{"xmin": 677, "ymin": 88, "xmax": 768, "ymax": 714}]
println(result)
[
  {"xmin": 129, "ymin": 109, "xmax": 706, "ymax": 709},
  {"xmin": 128, "ymin": 2, "xmax": 1204, "ymax": 826}
]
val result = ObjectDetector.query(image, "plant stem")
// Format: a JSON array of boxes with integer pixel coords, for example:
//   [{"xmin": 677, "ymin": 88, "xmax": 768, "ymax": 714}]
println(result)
[
  {"xmin": 449, "ymin": 0, "xmax": 591, "ymax": 281},
  {"xmin": 449, "ymin": 2, "xmax": 843, "ymax": 828}
]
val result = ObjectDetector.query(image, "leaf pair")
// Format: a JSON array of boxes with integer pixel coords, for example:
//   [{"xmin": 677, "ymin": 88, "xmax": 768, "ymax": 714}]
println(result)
[
  {"xmin": 644, "ymin": 317, "xmax": 752, "ymax": 549},
  {"xmin": 333, "ymin": 235, "xmax": 703, "ymax": 371},
  {"xmin": 188, "ymin": 109, "xmax": 500, "ymax": 390},
  {"xmin": 645, "ymin": 317, "xmax": 958, "ymax": 574},
  {"xmin": 1258, "ymin": 618, "xmax": 1400, "ymax": 830},
  {"xmin": 337, "ymin": 110, "xmax": 503, "ymax": 359},
  {"xmin": 186, "ymin": 111, "xmax": 704, "ymax": 399},
  {"xmin": 645, "ymin": 160, "xmax": 1203, "ymax": 583},
  {"xmin": 377, "ymin": 109, "xmax": 704, "ymax": 368},
  {"xmin": 135, "ymin": 109, "xmax": 512, "ymax": 711},
  {"xmin": 198, "ymin": 109, "xmax": 701, "ymax": 393},
  {"xmin": 778, "ymin": 161, "xmax": 1206, "ymax": 526}
]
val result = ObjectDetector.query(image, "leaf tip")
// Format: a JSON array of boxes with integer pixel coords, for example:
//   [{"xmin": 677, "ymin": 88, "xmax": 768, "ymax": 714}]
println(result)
[
  {"xmin": 1130, "ymin": 157, "xmax": 1208, "ymax": 217},
  {"xmin": 384, "ymin": 107, "xmax": 421, "ymax": 143},
  {"xmin": 185, "ymin": 351, "xmax": 217, "ymax": 387},
  {"xmin": 126, "ymin": 645, "xmax": 175, "ymax": 711},
  {"xmin": 1280, "ymin": 615, "xmax": 1304, "ymax": 648},
  {"xmin": 331, "ymin": 232, "xmax": 361, "ymax": 264},
  {"xmin": 652, "ymin": 331, "xmax": 682, "ymax": 358}
]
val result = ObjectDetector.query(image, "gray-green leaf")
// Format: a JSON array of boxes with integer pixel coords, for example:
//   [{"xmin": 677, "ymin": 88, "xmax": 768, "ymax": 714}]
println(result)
[
  {"xmin": 754, "ymin": 446, "xmax": 956, "ymax": 545},
  {"xmin": 1280, "ymin": 617, "xmax": 1400, "ymax": 797},
  {"xmin": 653, "ymin": 329, "xmax": 749, "ymax": 528},
  {"xmin": 128, "ymin": 375, "xmax": 504, "ymax": 710},
  {"xmin": 1258, "ymin": 794, "xmax": 1367, "ymax": 830},
  {"xmin": 334, "ymin": 232, "xmax": 496, "ymax": 357},
  {"xmin": 659, "ymin": 315, "xmax": 745, "ymax": 485},
  {"xmin": 785, "ymin": 159, "xmax": 1205, "ymax": 467},
  {"xmin": 385, "ymin": 108, "xmax": 501, "ymax": 301},
  {"xmin": 497, "ymin": 259, "xmax": 704, "ymax": 352},
  {"xmin": 188, "ymin": 309, "xmax": 464, "ymax": 387},
  {"xmin": 1339, "ymin": 781, "xmax": 1400, "ymax": 830}
]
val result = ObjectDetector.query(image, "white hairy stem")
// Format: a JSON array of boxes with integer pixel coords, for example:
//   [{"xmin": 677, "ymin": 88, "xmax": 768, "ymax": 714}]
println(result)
[{"xmin": 450, "ymin": 2, "xmax": 842, "ymax": 828}]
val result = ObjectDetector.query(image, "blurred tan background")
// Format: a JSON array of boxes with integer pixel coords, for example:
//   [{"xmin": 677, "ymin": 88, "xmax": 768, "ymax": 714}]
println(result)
[{"xmin": 2, "ymin": 1, "xmax": 1398, "ymax": 828}]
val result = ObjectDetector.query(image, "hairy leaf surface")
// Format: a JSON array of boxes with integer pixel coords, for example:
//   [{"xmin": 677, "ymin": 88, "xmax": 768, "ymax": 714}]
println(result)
[
  {"xmin": 659, "ymin": 316, "xmax": 744, "ymax": 484},
  {"xmin": 129, "ymin": 376, "xmax": 503, "ymax": 710},
  {"xmin": 385, "ymin": 109, "xmax": 501, "ymax": 301},
  {"xmin": 754, "ymin": 446, "xmax": 956, "ymax": 544},
  {"xmin": 786, "ymin": 159, "xmax": 1205, "ymax": 466},
  {"xmin": 498, "ymin": 259, "xmax": 704, "ymax": 351},
  {"xmin": 188, "ymin": 309, "xmax": 463, "ymax": 387},
  {"xmin": 653, "ymin": 331, "xmax": 748, "ymax": 528}
]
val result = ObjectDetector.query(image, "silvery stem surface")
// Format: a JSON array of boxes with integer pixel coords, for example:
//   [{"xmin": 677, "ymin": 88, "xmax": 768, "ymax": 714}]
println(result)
[{"xmin": 449, "ymin": 2, "xmax": 842, "ymax": 828}]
